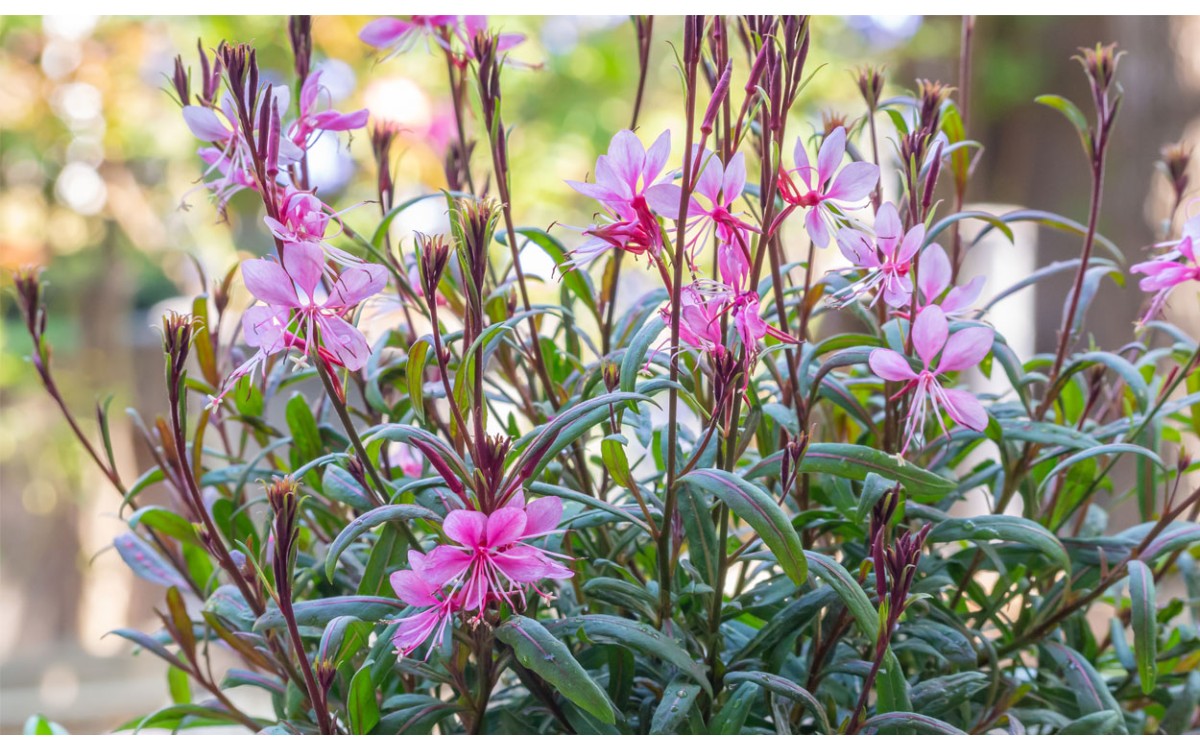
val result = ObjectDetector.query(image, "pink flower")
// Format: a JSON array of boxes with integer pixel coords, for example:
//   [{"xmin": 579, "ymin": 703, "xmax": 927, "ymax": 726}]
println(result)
[
  {"xmin": 1131, "ymin": 216, "xmax": 1200, "ymax": 324},
  {"xmin": 731, "ymin": 291, "xmax": 797, "ymax": 350},
  {"xmin": 386, "ymin": 493, "xmax": 572, "ymax": 656},
  {"xmin": 914, "ymin": 243, "xmax": 985, "ymax": 317},
  {"xmin": 869, "ymin": 305, "xmax": 994, "ymax": 452},
  {"xmin": 359, "ymin": 15, "xmax": 458, "ymax": 56},
  {"xmin": 660, "ymin": 283, "xmax": 726, "ymax": 355},
  {"xmin": 421, "ymin": 493, "xmax": 572, "ymax": 612},
  {"xmin": 182, "ymin": 90, "xmax": 301, "ymax": 210},
  {"xmin": 288, "ymin": 70, "xmax": 369, "ymax": 151},
  {"xmin": 778, "ymin": 126, "xmax": 879, "ymax": 247},
  {"xmin": 831, "ymin": 203, "xmax": 921, "ymax": 308},
  {"xmin": 646, "ymin": 149, "xmax": 758, "ymax": 290},
  {"xmin": 264, "ymin": 188, "xmax": 364, "ymax": 268},
  {"xmin": 389, "ymin": 550, "xmax": 460, "ymax": 658},
  {"xmin": 566, "ymin": 129, "xmax": 671, "ymax": 268},
  {"xmin": 241, "ymin": 243, "xmax": 387, "ymax": 372}
]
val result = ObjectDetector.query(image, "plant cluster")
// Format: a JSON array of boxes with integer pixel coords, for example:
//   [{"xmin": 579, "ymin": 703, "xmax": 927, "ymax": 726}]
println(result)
[{"xmin": 14, "ymin": 15, "xmax": 1200, "ymax": 735}]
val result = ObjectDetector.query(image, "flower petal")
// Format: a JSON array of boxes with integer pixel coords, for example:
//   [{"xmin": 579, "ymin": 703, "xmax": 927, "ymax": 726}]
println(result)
[
  {"xmin": 937, "ymin": 325, "xmax": 995, "ymax": 374},
  {"xmin": 642, "ymin": 130, "xmax": 672, "ymax": 186},
  {"xmin": 359, "ymin": 17, "xmax": 412, "ymax": 48},
  {"xmin": 315, "ymin": 314, "xmax": 371, "ymax": 371},
  {"xmin": 693, "ymin": 148, "xmax": 724, "ymax": 202},
  {"xmin": 390, "ymin": 569, "xmax": 439, "ymax": 607},
  {"xmin": 816, "ymin": 126, "xmax": 846, "ymax": 188},
  {"xmin": 805, "ymin": 207, "xmax": 830, "ymax": 248},
  {"xmin": 280, "ymin": 242, "xmax": 326, "ymax": 301},
  {"xmin": 242, "ymin": 259, "xmax": 301, "ymax": 307},
  {"xmin": 942, "ymin": 275, "xmax": 985, "ymax": 313},
  {"xmin": 722, "ymin": 153, "xmax": 746, "ymax": 205},
  {"xmin": 523, "ymin": 496, "xmax": 563, "ymax": 537},
  {"xmin": 607, "ymin": 130, "xmax": 645, "ymax": 192},
  {"xmin": 869, "ymin": 348, "xmax": 917, "ymax": 381},
  {"xmin": 873, "ymin": 202, "xmax": 903, "ymax": 249},
  {"xmin": 182, "ymin": 106, "xmax": 231, "ymax": 142},
  {"xmin": 912, "ymin": 304, "xmax": 949, "ymax": 368},
  {"xmin": 836, "ymin": 228, "xmax": 877, "ymax": 268},
  {"xmin": 418, "ymin": 544, "xmax": 473, "ymax": 586},
  {"xmin": 825, "ymin": 161, "xmax": 879, "ymax": 203},
  {"xmin": 328, "ymin": 263, "xmax": 388, "ymax": 307},
  {"xmin": 443, "ymin": 509, "xmax": 487, "ymax": 547},
  {"xmin": 939, "ymin": 388, "xmax": 989, "ymax": 432},
  {"xmin": 896, "ymin": 223, "xmax": 925, "ymax": 264},
  {"xmin": 918, "ymin": 243, "xmax": 952, "ymax": 301},
  {"xmin": 485, "ymin": 506, "xmax": 527, "ymax": 548}
]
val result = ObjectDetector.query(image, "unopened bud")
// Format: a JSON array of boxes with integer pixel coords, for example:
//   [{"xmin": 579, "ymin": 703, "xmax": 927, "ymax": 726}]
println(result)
[{"xmin": 855, "ymin": 65, "xmax": 886, "ymax": 110}]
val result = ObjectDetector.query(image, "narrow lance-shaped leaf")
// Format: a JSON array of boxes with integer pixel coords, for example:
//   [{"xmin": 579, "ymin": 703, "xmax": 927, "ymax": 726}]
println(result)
[
  {"xmin": 678, "ymin": 469, "xmax": 807, "ymax": 585},
  {"xmin": 324, "ymin": 504, "xmax": 439, "ymax": 581},
  {"xmin": 1127, "ymin": 560, "xmax": 1157, "ymax": 694},
  {"xmin": 495, "ymin": 616, "xmax": 615, "ymax": 724}
]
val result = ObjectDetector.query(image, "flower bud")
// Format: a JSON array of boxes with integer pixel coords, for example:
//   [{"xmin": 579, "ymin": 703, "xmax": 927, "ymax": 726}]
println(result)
[
  {"xmin": 416, "ymin": 233, "xmax": 452, "ymax": 308},
  {"xmin": 1160, "ymin": 141, "xmax": 1191, "ymax": 204},
  {"xmin": 1075, "ymin": 42, "xmax": 1121, "ymax": 94},
  {"xmin": 170, "ymin": 55, "xmax": 190, "ymax": 106},
  {"xmin": 700, "ymin": 59, "xmax": 732, "ymax": 136},
  {"xmin": 288, "ymin": 15, "xmax": 313, "ymax": 82},
  {"xmin": 856, "ymin": 65, "xmax": 886, "ymax": 110},
  {"xmin": 915, "ymin": 79, "xmax": 953, "ymax": 134}
]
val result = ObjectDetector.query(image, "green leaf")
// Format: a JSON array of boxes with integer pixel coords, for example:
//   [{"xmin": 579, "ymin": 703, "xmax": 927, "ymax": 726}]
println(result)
[
  {"xmin": 725, "ymin": 671, "xmax": 831, "ymax": 734},
  {"xmin": 620, "ymin": 315, "xmax": 665, "ymax": 393},
  {"xmin": 909, "ymin": 672, "xmax": 986, "ymax": 717},
  {"xmin": 1126, "ymin": 559, "xmax": 1157, "ymax": 695},
  {"xmin": 1058, "ymin": 710, "xmax": 1122, "ymax": 735},
  {"xmin": 678, "ymin": 484, "xmax": 719, "ymax": 586},
  {"xmin": 1044, "ymin": 643, "xmax": 1126, "ymax": 732},
  {"xmin": 749, "ymin": 443, "xmax": 955, "ymax": 497},
  {"xmin": 128, "ymin": 506, "xmax": 199, "ymax": 546},
  {"xmin": 348, "ymin": 663, "xmax": 380, "ymax": 735},
  {"xmin": 924, "ymin": 210, "xmax": 1013, "ymax": 248},
  {"xmin": 285, "ymin": 392, "xmax": 322, "ymax": 469},
  {"xmin": 254, "ymin": 596, "xmax": 405, "ymax": 632},
  {"xmin": 113, "ymin": 533, "xmax": 188, "ymax": 589},
  {"xmin": 678, "ymin": 469, "xmax": 807, "ymax": 585},
  {"xmin": 1036, "ymin": 443, "xmax": 1163, "ymax": 498},
  {"xmin": 545, "ymin": 615, "xmax": 712, "ymax": 694},
  {"xmin": 496, "ymin": 616, "xmax": 615, "ymax": 724},
  {"xmin": 860, "ymin": 712, "xmax": 966, "ymax": 735},
  {"xmin": 323, "ymin": 464, "xmax": 374, "ymax": 511},
  {"xmin": 930, "ymin": 515, "xmax": 1070, "ymax": 570},
  {"xmin": 650, "ymin": 678, "xmax": 700, "ymax": 734},
  {"xmin": 1035, "ymin": 94, "xmax": 1092, "ymax": 157},
  {"xmin": 406, "ymin": 338, "xmax": 431, "ymax": 422},
  {"xmin": 23, "ymin": 714, "xmax": 67, "ymax": 735},
  {"xmin": 709, "ymin": 682, "xmax": 758, "ymax": 734},
  {"xmin": 325, "ymin": 504, "xmax": 439, "ymax": 581},
  {"xmin": 358, "ymin": 523, "xmax": 409, "ymax": 597},
  {"xmin": 375, "ymin": 696, "xmax": 459, "ymax": 735},
  {"xmin": 168, "ymin": 665, "xmax": 191, "ymax": 704},
  {"xmin": 804, "ymin": 551, "xmax": 878, "ymax": 639}
]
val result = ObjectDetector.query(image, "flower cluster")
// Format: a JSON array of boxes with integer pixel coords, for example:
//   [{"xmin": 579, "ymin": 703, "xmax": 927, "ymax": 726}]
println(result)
[
  {"xmin": 568, "ymin": 118, "xmax": 992, "ymax": 451},
  {"xmin": 173, "ymin": 41, "xmax": 386, "ymax": 407}
]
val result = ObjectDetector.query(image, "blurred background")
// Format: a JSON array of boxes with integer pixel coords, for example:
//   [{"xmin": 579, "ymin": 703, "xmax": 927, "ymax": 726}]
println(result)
[{"xmin": 1, "ymin": 15, "xmax": 1197, "ymax": 733}]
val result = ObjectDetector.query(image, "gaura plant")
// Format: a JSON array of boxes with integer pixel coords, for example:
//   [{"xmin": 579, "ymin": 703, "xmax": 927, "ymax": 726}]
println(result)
[{"xmin": 13, "ymin": 15, "xmax": 1200, "ymax": 735}]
